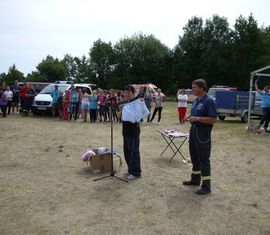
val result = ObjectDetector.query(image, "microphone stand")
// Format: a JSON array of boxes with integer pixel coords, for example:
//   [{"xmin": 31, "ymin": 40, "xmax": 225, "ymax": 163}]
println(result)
[{"xmin": 94, "ymin": 100, "xmax": 128, "ymax": 182}]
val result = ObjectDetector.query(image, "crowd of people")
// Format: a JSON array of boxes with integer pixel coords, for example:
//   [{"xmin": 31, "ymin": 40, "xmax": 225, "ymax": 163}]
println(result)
[
  {"xmin": 0, "ymin": 80, "xmax": 23, "ymax": 117},
  {"xmin": 0, "ymin": 81, "xmax": 172, "ymax": 123}
]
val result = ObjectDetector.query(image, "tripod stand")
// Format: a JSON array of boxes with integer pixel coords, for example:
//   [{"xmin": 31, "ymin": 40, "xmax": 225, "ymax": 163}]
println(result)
[{"xmin": 94, "ymin": 100, "xmax": 128, "ymax": 182}]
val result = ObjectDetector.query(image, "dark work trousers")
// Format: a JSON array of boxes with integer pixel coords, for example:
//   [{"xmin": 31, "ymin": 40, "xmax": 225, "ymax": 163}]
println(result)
[
  {"xmin": 262, "ymin": 107, "xmax": 270, "ymax": 129},
  {"xmin": 111, "ymin": 105, "xmax": 118, "ymax": 122},
  {"xmin": 189, "ymin": 125, "xmax": 212, "ymax": 191},
  {"xmin": 123, "ymin": 135, "xmax": 141, "ymax": 177},
  {"xmin": 1, "ymin": 105, "xmax": 7, "ymax": 117},
  {"xmin": 90, "ymin": 109, "xmax": 97, "ymax": 122},
  {"xmin": 150, "ymin": 107, "xmax": 163, "ymax": 122},
  {"xmin": 20, "ymin": 97, "xmax": 26, "ymax": 110},
  {"xmin": 7, "ymin": 101, "xmax": 12, "ymax": 114}
]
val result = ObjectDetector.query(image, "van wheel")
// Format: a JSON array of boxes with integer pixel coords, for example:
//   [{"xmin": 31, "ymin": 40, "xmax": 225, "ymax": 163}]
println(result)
[
  {"xmin": 241, "ymin": 112, "xmax": 248, "ymax": 123},
  {"xmin": 218, "ymin": 115, "xmax": 226, "ymax": 121}
]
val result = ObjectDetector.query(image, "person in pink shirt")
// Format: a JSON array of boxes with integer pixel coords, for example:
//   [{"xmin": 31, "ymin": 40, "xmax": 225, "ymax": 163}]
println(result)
[
  {"xmin": 62, "ymin": 90, "xmax": 70, "ymax": 120},
  {"xmin": 97, "ymin": 89, "xmax": 107, "ymax": 122}
]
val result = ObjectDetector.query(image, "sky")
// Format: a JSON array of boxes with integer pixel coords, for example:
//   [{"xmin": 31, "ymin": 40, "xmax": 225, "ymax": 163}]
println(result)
[{"xmin": 1, "ymin": 0, "xmax": 270, "ymax": 76}]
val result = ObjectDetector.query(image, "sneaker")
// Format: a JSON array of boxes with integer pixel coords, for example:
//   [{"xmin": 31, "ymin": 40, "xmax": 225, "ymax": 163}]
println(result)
[
  {"xmin": 122, "ymin": 171, "xmax": 129, "ymax": 177},
  {"xmin": 195, "ymin": 188, "xmax": 211, "ymax": 195},
  {"xmin": 126, "ymin": 174, "xmax": 140, "ymax": 180},
  {"xmin": 182, "ymin": 180, "xmax": 200, "ymax": 186}
]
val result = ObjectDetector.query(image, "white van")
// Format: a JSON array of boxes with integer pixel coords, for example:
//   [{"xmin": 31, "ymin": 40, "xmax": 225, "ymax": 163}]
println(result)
[{"xmin": 32, "ymin": 83, "xmax": 92, "ymax": 114}]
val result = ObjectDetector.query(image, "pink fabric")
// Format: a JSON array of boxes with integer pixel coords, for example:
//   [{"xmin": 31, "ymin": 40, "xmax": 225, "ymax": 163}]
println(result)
[{"xmin": 81, "ymin": 149, "xmax": 96, "ymax": 162}]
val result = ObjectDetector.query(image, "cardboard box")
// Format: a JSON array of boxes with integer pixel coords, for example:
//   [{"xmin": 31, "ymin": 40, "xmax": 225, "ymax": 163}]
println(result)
[{"xmin": 89, "ymin": 150, "xmax": 112, "ymax": 174}]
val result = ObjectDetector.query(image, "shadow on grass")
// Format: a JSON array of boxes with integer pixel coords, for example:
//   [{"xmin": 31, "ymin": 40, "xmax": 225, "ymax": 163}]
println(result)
[{"xmin": 151, "ymin": 156, "xmax": 186, "ymax": 169}]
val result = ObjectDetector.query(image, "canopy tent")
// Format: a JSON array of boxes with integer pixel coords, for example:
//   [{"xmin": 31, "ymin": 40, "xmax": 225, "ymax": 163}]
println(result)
[{"xmin": 247, "ymin": 65, "xmax": 270, "ymax": 129}]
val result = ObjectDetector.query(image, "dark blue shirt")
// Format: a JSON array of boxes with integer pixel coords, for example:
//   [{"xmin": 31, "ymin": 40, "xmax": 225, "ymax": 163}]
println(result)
[{"xmin": 191, "ymin": 94, "xmax": 217, "ymax": 126}]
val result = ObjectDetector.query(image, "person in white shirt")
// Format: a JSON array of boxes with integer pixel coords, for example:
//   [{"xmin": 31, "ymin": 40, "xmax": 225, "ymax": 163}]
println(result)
[
  {"xmin": 4, "ymin": 86, "xmax": 13, "ymax": 115},
  {"xmin": 80, "ymin": 89, "xmax": 90, "ymax": 122},
  {"xmin": 177, "ymin": 89, "xmax": 188, "ymax": 123}
]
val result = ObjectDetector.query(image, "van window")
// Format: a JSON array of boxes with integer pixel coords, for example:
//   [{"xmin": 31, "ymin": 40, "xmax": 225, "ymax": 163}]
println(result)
[{"xmin": 40, "ymin": 84, "xmax": 69, "ymax": 94}]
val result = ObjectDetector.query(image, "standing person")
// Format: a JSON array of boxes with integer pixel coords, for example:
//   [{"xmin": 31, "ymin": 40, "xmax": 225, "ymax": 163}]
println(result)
[
  {"xmin": 69, "ymin": 86, "xmax": 80, "ymax": 120},
  {"xmin": 122, "ymin": 85, "xmax": 141, "ymax": 180},
  {"xmin": 78, "ymin": 88, "xmax": 83, "ymax": 119},
  {"xmin": 5, "ymin": 86, "xmax": 13, "ymax": 115},
  {"xmin": 19, "ymin": 83, "xmax": 28, "ymax": 112},
  {"xmin": 183, "ymin": 79, "xmax": 217, "ymax": 195},
  {"xmin": 50, "ymin": 84, "xmax": 62, "ymax": 117},
  {"xmin": 80, "ymin": 89, "xmax": 90, "ymax": 122},
  {"xmin": 104, "ymin": 91, "xmax": 110, "ymax": 122},
  {"xmin": 116, "ymin": 91, "xmax": 124, "ymax": 123},
  {"xmin": 255, "ymin": 79, "xmax": 270, "ymax": 132},
  {"xmin": 177, "ymin": 89, "xmax": 188, "ymax": 123},
  {"xmin": 150, "ymin": 89, "xmax": 164, "ymax": 123},
  {"xmin": 89, "ymin": 90, "xmax": 98, "ymax": 122},
  {"xmin": 108, "ymin": 89, "xmax": 118, "ymax": 122},
  {"xmin": 24, "ymin": 83, "xmax": 35, "ymax": 113},
  {"xmin": 97, "ymin": 89, "xmax": 107, "ymax": 122},
  {"xmin": 0, "ymin": 87, "xmax": 8, "ymax": 117},
  {"xmin": 62, "ymin": 89, "xmax": 70, "ymax": 120},
  {"xmin": 144, "ymin": 87, "xmax": 153, "ymax": 122},
  {"xmin": 11, "ymin": 80, "xmax": 20, "ymax": 113}
]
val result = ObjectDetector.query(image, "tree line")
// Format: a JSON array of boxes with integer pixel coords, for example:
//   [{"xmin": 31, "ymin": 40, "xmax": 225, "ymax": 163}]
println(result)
[{"xmin": 1, "ymin": 14, "xmax": 270, "ymax": 94}]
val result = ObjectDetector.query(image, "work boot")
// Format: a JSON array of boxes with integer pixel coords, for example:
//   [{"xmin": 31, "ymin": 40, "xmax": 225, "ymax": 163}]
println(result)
[
  {"xmin": 182, "ymin": 180, "xmax": 200, "ymax": 186},
  {"xmin": 195, "ymin": 188, "xmax": 211, "ymax": 195}
]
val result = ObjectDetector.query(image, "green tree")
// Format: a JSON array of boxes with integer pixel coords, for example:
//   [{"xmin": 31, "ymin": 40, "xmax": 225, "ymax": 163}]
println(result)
[
  {"xmin": 174, "ymin": 17, "xmax": 205, "ymax": 89},
  {"xmin": 202, "ymin": 15, "xmax": 233, "ymax": 86},
  {"xmin": 113, "ymin": 33, "xmax": 172, "ymax": 91},
  {"xmin": 2, "ymin": 64, "xmax": 25, "ymax": 85},
  {"xmin": 89, "ymin": 39, "xmax": 114, "ymax": 88},
  {"xmin": 28, "ymin": 55, "xmax": 68, "ymax": 82},
  {"xmin": 62, "ymin": 54, "xmax": 96, "ymax": 83},
  {"xmin": 231, "ymin": 14, "xmax": 265, "ymax": 89}
]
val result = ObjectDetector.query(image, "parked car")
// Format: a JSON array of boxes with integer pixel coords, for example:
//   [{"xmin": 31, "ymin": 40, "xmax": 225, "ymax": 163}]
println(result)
[{"xmin": 32, "ymin": 83, "xmax": 92, "ymax": 115}]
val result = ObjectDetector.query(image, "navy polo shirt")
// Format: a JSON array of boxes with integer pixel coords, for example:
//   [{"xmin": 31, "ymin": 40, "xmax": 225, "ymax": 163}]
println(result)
[{"xmin": 191, "ymin": 94, "xmax": 217, "ymax": 126}]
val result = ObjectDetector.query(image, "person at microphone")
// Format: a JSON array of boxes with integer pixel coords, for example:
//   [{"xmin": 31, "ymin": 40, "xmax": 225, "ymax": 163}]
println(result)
[{"xmin": 121, "ymin": 85, "xmax": 141, "ymax": 180}]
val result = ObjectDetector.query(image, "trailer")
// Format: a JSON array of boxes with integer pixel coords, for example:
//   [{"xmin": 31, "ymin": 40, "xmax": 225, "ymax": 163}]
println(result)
[{"xmin": 215, "ymin": 90, "xmax": 262, "ymax": 123}]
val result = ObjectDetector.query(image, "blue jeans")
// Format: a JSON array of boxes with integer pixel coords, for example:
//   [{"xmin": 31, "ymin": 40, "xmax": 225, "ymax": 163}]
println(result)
[{"xmin": 123, "ymin": 135, "xmax": 141, "ymax": 177}]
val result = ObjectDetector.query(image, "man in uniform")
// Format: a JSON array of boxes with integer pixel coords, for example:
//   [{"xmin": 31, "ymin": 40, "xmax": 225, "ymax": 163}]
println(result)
[{"xmin": 183, "ymin": 79, "xmax": 217, "ymax": 195}]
